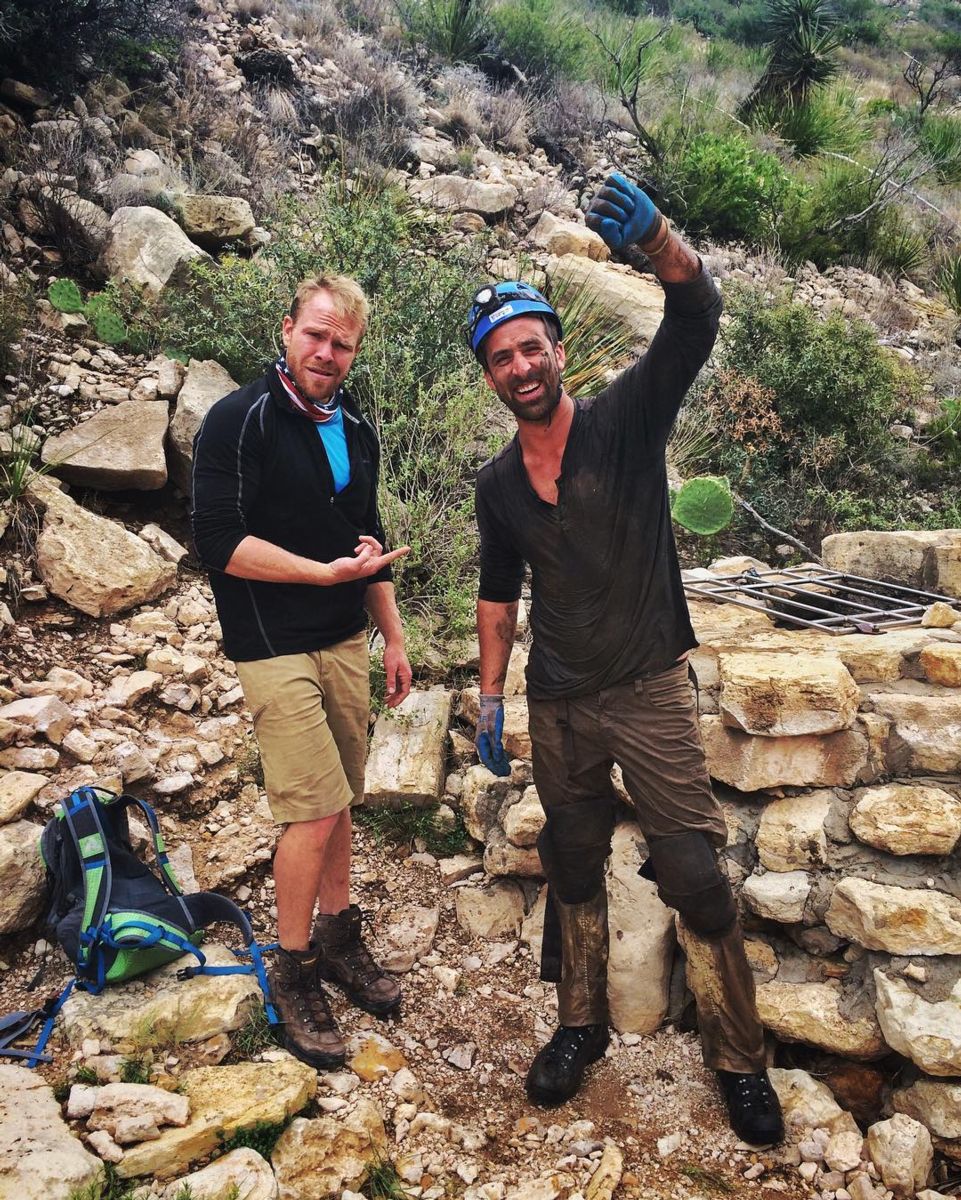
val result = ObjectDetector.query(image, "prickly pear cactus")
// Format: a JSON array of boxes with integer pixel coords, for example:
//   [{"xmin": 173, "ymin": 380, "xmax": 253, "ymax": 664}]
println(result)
[
  {"xmin": 94, "ymin": 309, "xmax": 127, "ymax": 346},
  {"xmin": 671, "ymin": 475, "xmax": 734, "ymax": 535},
  {"xmin": 47, "ymin": 278, "xmax": 84, "ymax": 314},
  {"xmin": 83, "ymin": 292, "xmax": 110, "ymax": 319}
]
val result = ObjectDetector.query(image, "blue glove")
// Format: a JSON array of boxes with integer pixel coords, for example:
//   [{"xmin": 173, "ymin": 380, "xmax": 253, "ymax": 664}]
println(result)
[
  {"xmin": 476, "ymin": 693, "xmax": 511, "ymax": 777},
  {"xmin": 585, "ymin": 172, "xmax": 660, "ymax": 251}
]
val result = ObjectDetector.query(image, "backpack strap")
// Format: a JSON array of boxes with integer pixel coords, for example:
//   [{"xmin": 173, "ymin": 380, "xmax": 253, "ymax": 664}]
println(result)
[
  {"xmin": 60, "ymin": 787, "xmax": 114, "ymax": 970},
  {"xmin": 114, "ymin": 794, "xmax": 195, "ymax": 932},
  {"xmin": 181, "ymin": 893, "xmax": 280, "ymax": 1025},
  {"xmin": 0, "ymin": 979, "xmax": 75, "ymax": 1067}
]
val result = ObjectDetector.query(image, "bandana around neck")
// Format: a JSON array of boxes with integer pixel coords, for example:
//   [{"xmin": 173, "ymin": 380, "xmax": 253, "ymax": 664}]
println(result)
[{"xmin": 275, "ymin": 353, "xmax": 342, "ymax": 421}]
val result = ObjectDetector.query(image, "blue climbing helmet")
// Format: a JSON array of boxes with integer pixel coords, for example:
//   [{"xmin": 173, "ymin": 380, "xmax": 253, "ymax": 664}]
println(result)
[{"xmin": 465, "ymin": 280, "xmax": 563, "ymax": 358}]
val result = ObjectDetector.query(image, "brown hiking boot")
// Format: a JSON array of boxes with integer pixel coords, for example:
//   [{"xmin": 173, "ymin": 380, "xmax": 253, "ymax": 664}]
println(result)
[
  {"xmin": 313, "ymin": 905, "xmax": 401, "ymax": 1016},
  {"xmin": 268, "ymin": 947, "xmax": 346, "ymax": 1069}
]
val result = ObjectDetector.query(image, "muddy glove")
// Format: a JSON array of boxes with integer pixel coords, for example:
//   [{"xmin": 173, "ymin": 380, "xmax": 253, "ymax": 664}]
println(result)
[
  {"xmin": 476, "ymin": 693, "xmax": 511, "ymax": 777},
  {"xmin": 585, "ymin": 172, "xmax": 661, "ymax": 251}
]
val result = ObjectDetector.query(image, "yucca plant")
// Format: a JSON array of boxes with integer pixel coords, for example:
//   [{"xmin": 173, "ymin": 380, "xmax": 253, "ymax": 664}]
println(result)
[
  {"xmin": 739, "ymin": 0, "xmax": 841, "ymax": 118},
  {"xmin": 401, "ymin": 0, "xmax": 489, "ymax": 61}
]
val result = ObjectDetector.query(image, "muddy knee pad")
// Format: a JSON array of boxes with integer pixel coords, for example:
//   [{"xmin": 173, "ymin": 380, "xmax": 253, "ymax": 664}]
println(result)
[
  {"xmin": 536, "ymin": 797, "xmax": 615, "ymax": 905},
  {"xmin": 644, "ymin": 832, "xmax": 736, "ymax": 940}
]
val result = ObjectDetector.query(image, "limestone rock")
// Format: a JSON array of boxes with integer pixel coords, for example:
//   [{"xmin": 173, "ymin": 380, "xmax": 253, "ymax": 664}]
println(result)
[
  {"xmin": 866, "ymin": 1113, "xmax": 933, "ymax": 1198},
  {"xmin": 585, "ymin": 1142, "xmax": 624, "ymax": 1200},
  {"xmin": 0, "ymin": 770, "xmax": 46, "ymax": 823},
  {"xmin": 756, "ymin": 982, "xmax": 885, "ymax": 1058},
  {"xmin": 826, "ymin": 878, "xmax": 961, "ymax": 955},
  {"xmin": 922, "ymin": 601, "xmax": 961, "ymax": 628},
  {"xmin": 544, "ymin": 255, "xmax": 665, "ymax": 343},
  {"xmin": 0, "ymin": 1065, "xmax": 102, "ymax": 1200},
  {"xmin": 30, "ymin": 476, "xmax": 176, "ymax": 617},
  {"xmin": 0, "ymin": 695, "xmax": 73, "ymax": 745},
  {"xmin": 42, "ymin": 400, "xmax": 169, "ymax": 491},
  {"xmin": 374, "ymin": 904, "xmax": 439, "ymax": 972},
  {"xmin": 170, "ymin": 193, "xmax": 256, "ymax": 249},
  {"xmin": 483, "ymin": 829, "xmax": 543, "ymax": 877},
  {"xmin": 919, "ymin": 643, "xmax": 961, "ymax": 685},
  {"xmin": 756, "ymin": 790, "xmax": 832, "ymax": 871},
  {"xmin": 60, "ymin": 944, "xmax": 262, "ymax": 1047},
  {"xmin": 458, "ymin": 764, "xmax": 512, "ymax": 842},
  {"xmin": 365, "ymin": 688, "xmax": 453, "ymax": 807},
  {"xmin": 409, "ymin": 175, "xmax": 518, "ymax": 217},
  {"xmin": 528, "ymin": 212, "xmax": 609, "ymax": 261},
  {"xmin": 88, "ymin": 1082, "xmax": 189, "ymax": 1138},
  {"xmin": 503, "ymin": 785, "xmax": 544, "ymax": 847},
  {"xmin": 455, "ymin": 880, "xmax": 525, "ymax": 939},
  {"xmin": 350, "ymin": 1035, "xmax": 406, "ymax": 1082},
  {"xmin": 768, "ymin": 1067, "xmax": 859, "ymax": 1137},
  {"xmin": 719, "ymin": 652, "xmax": 859, "ymax": 737},
  {"xmin": 821, "ymin": 529, "xmax": 961, "ymax": 598},
  {"xmin": 167, "ymin": 359, "xmax": 239, "ymax": 493},
  {"xmin": 742, "ymin": 870, "xmax": 811, "ymax": 922},
  {"xmin": 459, "ymin": 688, "xmax": 531, "ymax": 760},
  {"xmin": 875, "ymin": 970, "xmax": 961, "ymax": 1076},
  {"xmin": 701, "ymin": 715, "xmax": 869, "ymax": 791},
  {"xmin": 156, "ymin": 1148, "xmax": 278, "ymax": 1200},
  {"xmin": 868, "ymin": 693, "xmax": 961, "ymax": 773},
  {"xmin": 103, "ymin": 205, "xmax": 210, "ymax": 295},
  {"xmin": 607, "ymin": 825, "xmax": 675, "ymax": 1034},
  {"xmin": 271, "ymin": 1098, "xmax": 387, "ymax": 1200},
  {"xmin": 893, "ymin": 1079, "xmax": 961, "ymax": 1139},
  {"xmin": 0, "ymin": 819, "xmax": 46, "ymax": 934},
  {"xmin": 850, "ymin": 784, "xmax": 961, "ymax": 856},
  {"xmin": 103, "ymin": 670, "xmax": 163, "ymax": 708},
  {"xmin": 117, "ymin": 1058, "xmax": 316, "ymax": 1178}
]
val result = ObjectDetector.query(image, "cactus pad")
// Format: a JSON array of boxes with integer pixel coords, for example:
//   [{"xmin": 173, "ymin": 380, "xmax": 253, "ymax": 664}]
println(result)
[
  {"xmin": 47, "ymin": 278, "xmax": 84, "ymax": 314},
  {"xmin": 94, "ymin": 309, "xmax": 127, "ymax": 346},
  {"xmin": 671, "ymin": 475, "xmax": 734, "ymax": 535}
]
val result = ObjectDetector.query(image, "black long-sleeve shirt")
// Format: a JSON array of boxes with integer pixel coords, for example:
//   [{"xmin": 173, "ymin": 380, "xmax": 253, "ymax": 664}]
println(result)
[
  {"xmin": 191, "ymin": 367, "xmax": 390, "ymax": 662},
  {"xmin": 476, "ymin": 268, "xmax": 722, "ymax": 700}
]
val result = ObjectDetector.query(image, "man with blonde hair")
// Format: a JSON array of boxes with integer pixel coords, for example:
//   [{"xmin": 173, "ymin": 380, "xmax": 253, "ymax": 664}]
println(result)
[{"xmin": 192, "ymin": 272, "xmax": 411, "ymax": 1068}]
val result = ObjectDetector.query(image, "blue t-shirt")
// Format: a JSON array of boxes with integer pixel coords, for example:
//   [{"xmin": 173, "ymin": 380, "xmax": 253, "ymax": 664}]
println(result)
[{"xmin": 316, "ymin": 405, "xmax": 351, "ymax": 494}]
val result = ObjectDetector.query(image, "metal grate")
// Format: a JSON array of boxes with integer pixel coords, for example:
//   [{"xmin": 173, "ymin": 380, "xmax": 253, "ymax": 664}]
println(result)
[{"xmin": 684, "ymin": 565, "xmax": 959, "ymax": 635}]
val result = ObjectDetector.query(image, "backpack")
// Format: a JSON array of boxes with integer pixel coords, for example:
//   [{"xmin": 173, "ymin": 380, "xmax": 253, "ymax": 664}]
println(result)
[{"xmin": 19, "ymin": 785, "xmax": 279, "ymax": 1065}]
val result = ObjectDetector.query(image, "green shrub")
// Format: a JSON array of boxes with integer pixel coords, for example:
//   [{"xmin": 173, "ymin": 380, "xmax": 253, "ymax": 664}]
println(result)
[
  {"xmin": 692, "ymin": 286, "xmax": 928, "ymax": 545},
  {"xmin": 937, "ymin": 250, "xmax": 961, "ymax": 313},
  {"xmin": 662, "ymin": 131, "xmax": 796, "ymax": 245},
  {"xmin": 673, "ymin": 0, "xmax": 769, "ymax": 44},
  {"xmin": 750, "ymin": 86, "xmax": 871, "ymax": 158},
  {"xmin": 219, "ymin": 1118, "xmax": 289, "ymax": 1159},
  {"xmin": 487, "ymin": 0, "xmax": 596, "ymax": 85},
  {"xmin": 918, "ymin": 112, "xmax": 961, "ymax": 182},
  {"xmin": 399, "ymin": 0, "xmax": 489, "ymax": 60},
  {"xmin": 925, "ymin": 396, "xmax": 961, "ymax": 467}
]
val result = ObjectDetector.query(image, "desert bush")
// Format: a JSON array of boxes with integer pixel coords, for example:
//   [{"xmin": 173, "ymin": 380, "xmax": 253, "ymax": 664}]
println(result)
[
  {"xmin": 529, "ymin": 78, "xmax": 609, "ymax": 158},
  {"xmin": 917, "ymin": 112, "xmax": 961, "ymax": 182},
  {"xmin": 937, "ymin": 249, "xmax": 961, "ymax": 313},
  {"xmin": 661, "ymin": 130, "xmax": 796, "ymax": 245},
  {"xmin": 749, "ymin": 85, "xmax": 871, "ymax": 159},
  {"xmin": 487, "ymin": 0, "xmax": 597, "ymax": 86},
  {"xmin": 434, "ymin": 66, "xmax": 530, "ymax": 150},
  {"xmin": 0, "ymin": 0, "xmax": 187, "ymax": 87},
  {"xmin": 277, "ymin": 0, "xmax": 342, "ymax": 42},
  {"xmin": 673, "ymin": 0, "xmax": 769, "ymax": 45},
  {"xmin": 692, "ymin": 286, "xmax": 931, "ymax": 545},
  {"xmin": 398, "ymin": 0, "xmax": 489, "ymax": 62},
  {"xmin": 321, "ymin": 41, "xmax": 423, "ymax": 166}
]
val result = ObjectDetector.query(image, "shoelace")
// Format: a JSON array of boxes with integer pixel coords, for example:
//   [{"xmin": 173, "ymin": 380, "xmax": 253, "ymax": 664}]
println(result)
[
  {"xmin": 292, "ymin": 983, "xmax": 337, "ymax": 1033},
  {"xmin": 339, "ymin": 936, "xmax": 383, "ymax": 988},
  {"xmin": 545, "ymin": 1027, "xmax": 593, "ymax": 1067},
  {"xmin": 728, "ymin": 1073, "xmax": 773, "ymax": 1108}
]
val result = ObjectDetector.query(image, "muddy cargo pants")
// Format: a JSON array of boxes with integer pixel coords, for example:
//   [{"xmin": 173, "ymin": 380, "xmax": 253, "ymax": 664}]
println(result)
[{"xmin": 528, "ymin": 660, "xmax": 766, "ymax": 1074}]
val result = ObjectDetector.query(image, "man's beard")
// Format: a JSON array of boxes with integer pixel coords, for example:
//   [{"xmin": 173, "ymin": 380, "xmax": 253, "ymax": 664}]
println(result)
[{"xmin": 498, "ymin": 368, "xmax": 564, "ymax": 424}]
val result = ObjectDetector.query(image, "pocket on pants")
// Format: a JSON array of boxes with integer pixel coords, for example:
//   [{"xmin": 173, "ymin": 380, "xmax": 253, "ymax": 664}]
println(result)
[{"xmin": 636, "ymin": 663, "xmax": 693, "ymax": 709}]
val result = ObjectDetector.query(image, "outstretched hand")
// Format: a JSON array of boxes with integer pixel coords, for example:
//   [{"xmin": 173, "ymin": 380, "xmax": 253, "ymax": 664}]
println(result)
[
  {"xmin": 585, "ymin": 172, "xmax": 660, "ymax": 251},
  {"xmin": 329, "ymin": 535, "xmax": 409, "ymax": 584}
]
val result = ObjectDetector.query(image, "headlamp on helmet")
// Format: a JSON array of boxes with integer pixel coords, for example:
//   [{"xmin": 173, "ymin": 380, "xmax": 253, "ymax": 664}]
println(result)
[{"xmin": 465, "ymin": 280, "xmax": 562, "ymax": 357}]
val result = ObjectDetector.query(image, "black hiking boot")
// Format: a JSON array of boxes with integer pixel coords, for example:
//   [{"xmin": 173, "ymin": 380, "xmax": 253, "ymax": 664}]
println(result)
[
  {"xmin": 717, "ymin": 1070, "xmax": 785, "ymax": 1145},
  {"xmin": 525, "ymin": 1023, "xmax": 610, "ymax": 1107},
  {"xmin": 313, "ymin": 905, "xmax": 401, "ymax": 1016},
  {"xmin": 269, "ymin": 946, "xmax": 346, "ymax": 1069}
]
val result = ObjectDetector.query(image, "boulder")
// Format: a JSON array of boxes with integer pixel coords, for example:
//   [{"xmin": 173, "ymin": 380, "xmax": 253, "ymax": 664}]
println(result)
[
  {"xmin": 0, "ymin": 695, "xmax": 73, "ymax": 745},
  {"xmin": 544, "ymin": 255, "xmax": 665, "ymax": 343},
  {"xmin": 755, "ymin": 982, "xmax": 885, "ymax": 1058},
  {"xmin": 768, "ymin": 1067, "xmax": 859, "ymax": 1138},
  {"xmin": 117, "ymin": 1058, "xmax": 316, "ymax": 1178},
  {"xmin": 821, "ymin": 529, "xmax": 961, "ymax": 598},
  {"xmin": 373, "ymin": 903, "xmax": 439, "ymax": 972},
  {"xmin": 483, "ymin": 829, "xmax": 543, "ymax": 877},
  {"xmin": 458, "ymin": 764, "xmax": 512, "ymax": 842},
  {"xmin": 866, "ymin": 1113, "xmax": 933, "ymax": 1198},
  {"xmin": 167, "ymin": 358, "xmax": 239, "ymax": 493},
  {"xmin": 700, "ymin": 715, "xmax": 870, "ymax": 791},
  {"xmin": 826, "ymin": 878, "xmax": 961, "ymax": 955},
  {"xmin": 30, "ymin": 476, "xmax": 176, "ymax": 617},
  {"xmin": 850, "ymin": 784, "xmax": 961, "ymax": 856},
  {"xmin": 607, "ymin": 824, "xmax": 675, "ymax": 1034},
  {"xmin": 868, "ymin": 693, "xmax": 961, "ymax": 773},
  {"xmin": 42, "ymin": 400, "xmax": 169, "ymax": 491},
  {"xmin": 0, "ymin": 1065, "xmax": 102, "ymax": 1200},
  {"xmin": 408, "ymin": 175, "xmax": 518, "ymax": 217},
  {"xmin": 59, "ymin": 944, "xmax": 263, "ymax": 1047},
  {"xmin": 919, "ymin": 643, "xmax": 961, "ymax": 686},
  {"xmin": 528, "ymin": 212, "xmax": 609, "ymax": 262},
  {"xmin": 271, "ymin": 1098, "xmax": 387, "ymax": 1200},
  {"xmin": 756, "ymin": 790, "xmax": 832, "ymax": 871},
  {"xmin": 892, "ymin": 1079, "xmax": 961, "ymax": 1140},
  {"xmin": 0, "ymin": 770, "xmax": 47, "ymax": 823},
  {"xmin": 718, "ymin": 653, "xmax": 859, "ymax": 737},
  {"xmin": 455, "ymin": 880, "xmax": 525, "ymax": 939},
  {"xmin": 742, "ymin": 870, "xmax": 811, "ymax": 922},
  {"xmin": 365, "ymin": 688, "xmax": 453, "ymax": 807},
  {"xmin": 503, "ymin": 785, "xmax": 544, "ymax": 847},
  {"xmin": 156, "ymin": 1148, "xmax": 278, "ymax": 1200},
  {"xmin": 875, "ymin": 970, "xmax": 961, "ymax": 1076},
  {"xmin": 170, "ymin": 193, "xmax": 256, "ymax": 249},
  {"xmin": 0, "ymin": 819, "xmax": 46, "ymax": 933},
  {"xmin": 102, "ymin": 205, "xmax": 210, "ymax": 295}
]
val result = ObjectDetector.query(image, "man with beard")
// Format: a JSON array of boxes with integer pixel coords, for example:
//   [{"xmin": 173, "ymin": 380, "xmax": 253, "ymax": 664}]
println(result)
[
  {"xmin": 192, "ymin": 273, "xmax": 411, "ymax": 1070},
  {"xmin": 467, "ymin": 174, "xmax": 783, "ymax": 1145}
]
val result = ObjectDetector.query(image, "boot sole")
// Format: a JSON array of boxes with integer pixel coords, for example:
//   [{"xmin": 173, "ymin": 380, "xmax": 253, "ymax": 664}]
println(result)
[
  {"xmin": 318, "ymin": 969, "xmax": 402, "ymax": 1017},
  {"xmin": 280, "ymin": 1030, "xmax": 347, "ymax": 1070}
]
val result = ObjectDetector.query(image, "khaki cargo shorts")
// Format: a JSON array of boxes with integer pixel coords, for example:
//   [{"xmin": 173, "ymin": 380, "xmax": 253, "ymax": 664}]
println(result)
[{"xmin": 234, "ymin": 631, "xmax": 370, "ymax": 824}]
